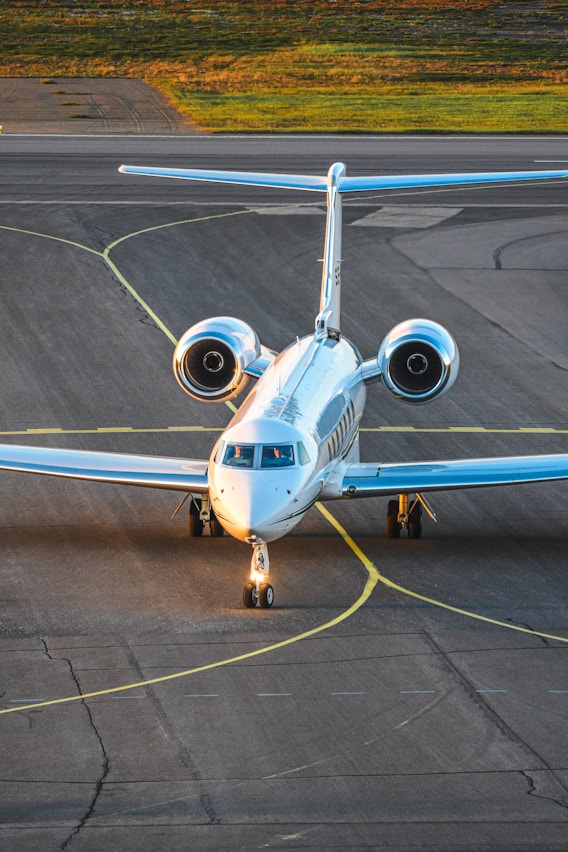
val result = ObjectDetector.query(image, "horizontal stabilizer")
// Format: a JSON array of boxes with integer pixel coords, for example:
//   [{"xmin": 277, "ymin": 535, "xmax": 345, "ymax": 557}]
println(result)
[
  {"xmin": 120, "ymin": 164, "xmax": 568, "ymax": 194},
  {"xmin": 339, "ymin": 170, "xmax": 568, "ymax": 193},
  {"xmin": 119, "ymin": 165, "xmax": 328, "ymax": 192}
]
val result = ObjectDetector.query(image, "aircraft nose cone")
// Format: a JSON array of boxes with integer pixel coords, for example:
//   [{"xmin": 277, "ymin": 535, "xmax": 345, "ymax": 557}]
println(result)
[
  {"xmin": 211, "ymin": 470, "xmax": 293, "ymax": 542},
  {"xmin": 233, "ymin": 487, "xmax": 279, "ymax": 539}
]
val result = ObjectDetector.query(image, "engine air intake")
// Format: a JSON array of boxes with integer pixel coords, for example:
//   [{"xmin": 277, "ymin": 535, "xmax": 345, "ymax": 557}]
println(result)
[
  {"xmin": 184, "ymin": 339, "xmax": 236, "ymax": 391},
  {"xmin": 389, "ymin": 341, "xmax": 444, "ymax": 395},
  {"xmin": 173, "ymin": 317, "xmax": 261, "ymax": 402},
  {"xmin": 377, "ymin": 318, "xmax": 459, "ymax": 404}
]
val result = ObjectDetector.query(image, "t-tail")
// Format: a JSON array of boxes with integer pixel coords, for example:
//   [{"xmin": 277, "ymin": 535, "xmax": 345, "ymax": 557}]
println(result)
[{"xmin": 119, "ymin": 161, "xmax": 568, "ymax": 341}]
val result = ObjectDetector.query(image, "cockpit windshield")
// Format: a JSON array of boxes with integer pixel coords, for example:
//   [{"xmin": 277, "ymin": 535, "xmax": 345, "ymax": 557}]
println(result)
[
  {"xmin": 261, "ymin": 445, "xmax": 294, "ymax": 468},
  {"xmin": 223, "ymin": 444, "xmax": 255, "ymax": 468},
  {"xmin": 221, "ymin": 443, "xmax": 295, "ymax": 469}
]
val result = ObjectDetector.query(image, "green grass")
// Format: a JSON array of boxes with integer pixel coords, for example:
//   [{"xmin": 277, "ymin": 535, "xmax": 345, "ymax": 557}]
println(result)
[
  {"xmin": 168, "ymin": 86, "xmax": 568, "ymax": 134},
  {"xmin": 1, "ymin": 1, "xmax": 566, "ymax": 133}
]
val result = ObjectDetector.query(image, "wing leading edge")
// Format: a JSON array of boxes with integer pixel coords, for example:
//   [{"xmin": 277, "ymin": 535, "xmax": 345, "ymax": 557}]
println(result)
[
  {"xmin": 342, "ymin": 455, "xmax": 568, "ymax": 498},
  {"xmin": 0, "ymin": 445, "xmax": 209, "ymax": 493}
]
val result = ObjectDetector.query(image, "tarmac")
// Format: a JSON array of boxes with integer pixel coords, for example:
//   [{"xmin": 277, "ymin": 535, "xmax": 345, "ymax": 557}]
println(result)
[
  {"xmin": 1, "ymin": 96, "xmax": 568, "ymax": 848},
  {"xmin": 0, "ymin": 76, "xmax": 201, "ymax": 135}
]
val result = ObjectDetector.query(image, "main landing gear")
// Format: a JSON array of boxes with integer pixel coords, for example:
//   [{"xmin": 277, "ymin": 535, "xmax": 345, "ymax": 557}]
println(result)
[
  {"xmin": 243, "ymin": 538, "xmax": 274, "ymax": 609},
  {"xmin": 182, "ymin": 495, "xmax": 225, "ymax": 537},
  {"xmin": 386, "ymin": 493, "xmax": 436, "ymax": 539}
]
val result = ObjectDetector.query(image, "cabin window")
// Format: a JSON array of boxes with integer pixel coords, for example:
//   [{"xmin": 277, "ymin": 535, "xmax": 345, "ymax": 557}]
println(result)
[
  {"xmin": 297, "ymin": 441, "xmax": 310, "ymax": 466},
  {"xmin": 261, "ymin": 445, "xmax": 295, "ymax": 468},
  {"xmin": 223, "ymin": 444, "xmax": 255, "ymax": 468}
]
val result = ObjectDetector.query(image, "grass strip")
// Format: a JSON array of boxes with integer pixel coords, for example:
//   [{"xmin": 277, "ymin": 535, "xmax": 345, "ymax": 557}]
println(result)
[
  {"xmin": 0, "ymin": 1, "xmax": 566, "ymax": 133},
  {"xmin": 160, "ymin": 83, "xmax": 568, "ymax": 134}
]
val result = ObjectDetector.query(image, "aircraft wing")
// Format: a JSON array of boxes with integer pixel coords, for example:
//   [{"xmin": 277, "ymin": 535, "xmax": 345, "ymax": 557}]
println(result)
[
  {"xmin": 0, "ymin": 444, "xmax": 209, "ymax": 493},
  {"xmin": 341, "ymin": 454, "xmax": 568, "ymax": 498}
]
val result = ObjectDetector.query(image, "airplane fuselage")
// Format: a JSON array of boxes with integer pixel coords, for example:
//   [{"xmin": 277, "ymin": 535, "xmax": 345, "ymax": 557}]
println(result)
[{"xmin": 209, "ymin": 331, "xmax": 366, "ymax": 543}]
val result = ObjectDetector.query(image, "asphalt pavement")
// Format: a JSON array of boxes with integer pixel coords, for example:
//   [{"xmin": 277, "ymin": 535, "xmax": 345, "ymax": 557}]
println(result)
[{"xmin": 0, "ymin": 133, "xmax": 567, "ymax": 850}]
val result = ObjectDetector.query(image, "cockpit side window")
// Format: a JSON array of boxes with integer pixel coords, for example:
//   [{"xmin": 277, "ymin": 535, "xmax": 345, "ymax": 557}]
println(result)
[
  {"xmin": 213, "ymin": 440, "xmax": 225, "ymax": 465},
  {"xmin": 297, "ymin": 441, "xmax": 310, "ymax": 465},
  {"xmin": 261, "ymin": 445, "xmax": 295, "ymax": 468},
  {"xmin": 223, "ymin": 444, "xmax": 255, "ymax": 468}
]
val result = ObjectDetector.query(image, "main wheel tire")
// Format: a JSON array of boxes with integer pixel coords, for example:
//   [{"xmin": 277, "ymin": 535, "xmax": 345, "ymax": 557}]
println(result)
[
  {"xmin": 243, "ymin": 582, "xmax": 256, "ymax": 608},
  {"xmin": 408, "ymin": 503, "xmax": 423, "ymax": 539},
  {"xmin": 210, "ymin": 513, "xmax": 225, "ymax": 537},
  {"xmin": 188, "ymin": 501, "xmax": 204, "ymax": 537},
  {"xmin": 386, "ymin": 500, "xmax": 401, "ymax": 539},
  {"xmin": 259, "ymin": 583, "xmax": 274, "ymax": 608}
]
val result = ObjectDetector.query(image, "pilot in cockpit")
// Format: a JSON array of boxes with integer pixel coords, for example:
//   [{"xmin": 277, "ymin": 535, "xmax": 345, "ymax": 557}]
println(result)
[
  {"xmin": 261, "ymin": 445, "xmax": 294, "ymax": 468},
  {"xmin": 225, "ymin": 445, "xmax": 255, "ymax": 467}
]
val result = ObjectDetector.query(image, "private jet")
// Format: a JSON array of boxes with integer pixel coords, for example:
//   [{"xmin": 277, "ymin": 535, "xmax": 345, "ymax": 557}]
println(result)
[{"xmin": 1, "ymin": 162, "xmax": 568, "ymax": 608}]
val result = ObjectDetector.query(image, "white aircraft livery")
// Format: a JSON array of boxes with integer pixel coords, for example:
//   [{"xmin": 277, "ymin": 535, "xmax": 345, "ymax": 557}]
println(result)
[{"xmin": 2, "ymin": 162, "xmax": 568, "ymax": 608}]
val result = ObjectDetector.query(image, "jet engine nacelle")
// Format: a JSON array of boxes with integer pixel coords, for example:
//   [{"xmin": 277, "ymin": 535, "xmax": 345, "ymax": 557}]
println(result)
[
  {"xmin": 173, "ymin": 317, "xmax": 261, "ymax": 402},
  {"xmin": 377, "ymin": 319, "xmax": 459, "ymax": 404}
]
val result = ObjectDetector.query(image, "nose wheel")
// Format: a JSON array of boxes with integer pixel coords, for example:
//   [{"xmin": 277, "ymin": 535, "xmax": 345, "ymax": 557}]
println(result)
[
  {"xmin": 244, "ymin": 539, "xmax": 274, "ymax": 608},
  {"xmin": 243, "ymin": 581, "xmax": 274, "ymax": 608}
]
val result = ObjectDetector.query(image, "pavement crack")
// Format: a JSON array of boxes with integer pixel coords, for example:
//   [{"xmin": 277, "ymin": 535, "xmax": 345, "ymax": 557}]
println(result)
[
  {"xmin": 40, "ymin": 637, "xmax": 54, "ymax": 660},
  {"xmin": 39, "ymin": 644, "xmax": 110, "ymax": 851},
  {"xmin": 521, "ymin": 770, "xmax": 568, "ymax": 813},
  {"xmin": 423, "ymin": 630, "xmax": 568, "ymax": 806},
  {"xmin": 506, "ymin": 618, "xmax": 550, "ymax": 646},
  {"xmin": 120, "ymin": 639, "xmax": 221, "ymax": 825}
]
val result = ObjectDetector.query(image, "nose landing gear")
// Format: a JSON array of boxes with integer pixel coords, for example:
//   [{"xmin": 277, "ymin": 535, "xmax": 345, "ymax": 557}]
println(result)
[{"xmin": 243, "ymin": 539, "xmax": 274, "ymax": 608}]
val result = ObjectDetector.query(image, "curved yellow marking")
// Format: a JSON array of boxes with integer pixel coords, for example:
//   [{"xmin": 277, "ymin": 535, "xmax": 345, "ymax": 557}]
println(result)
[
  {"xmin": 318, "ymin": 505, "xmax": 568, "ymax": 644},
  {"xmin": 102, "ymin": 252, "xmax": 179, "ymax": 346},
  {"xmin": 2, "ymin": 205, "xmax": 566, "ymax": 720},
  {"xmin": 104, "ymin": 209, "xmax": 251, "ymax": 253},
  {"xmin": 323, "ymin": 512, "xmax": 568, "ymax": 645},
  {"xmin": 4, "ymin": 498, "xmax": 566, "ymax": 716},
  {"xmin": 1, "ymin": 211, "xmax": 256, "ymax": 411},
  {"xmin": 102, "ymin": 208, "xmax": 272, "ymax": 412},
  {"xmin": 373, "ymin": 571, "xmax": 568, "ymax": 645},
  {"xmin": 0, "ymin": 223, "xmax": 178, "ymax": 345},
  {"xmin": 0, "ymin": 225, "xmax": 101, "ymax": 255},
  {"xmin": 102, "ymin": 210, "xmax": 256, "ymax": 346},
  {"xmin": 0, "ymin": 520, "xmax": 379, "ymax": 715}
]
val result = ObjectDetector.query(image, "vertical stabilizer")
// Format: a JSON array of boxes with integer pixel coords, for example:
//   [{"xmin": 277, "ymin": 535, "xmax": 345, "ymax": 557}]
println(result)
[{"xmin": 315, "ymin": 162, "xmax": 345, "ymax": 340}]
